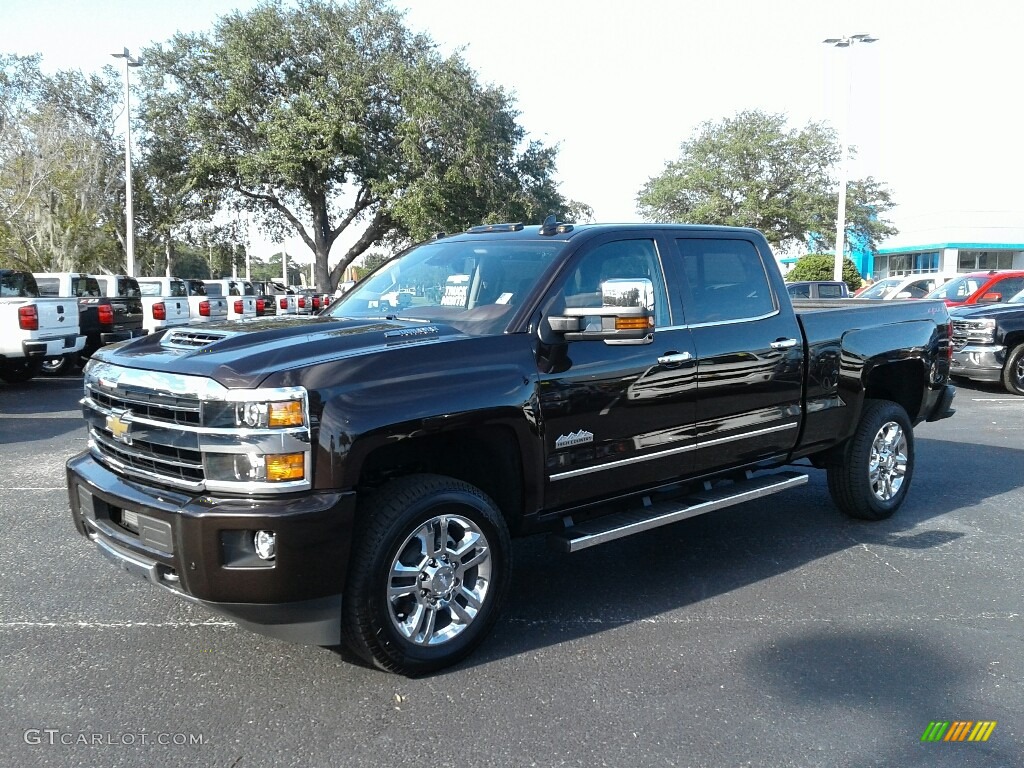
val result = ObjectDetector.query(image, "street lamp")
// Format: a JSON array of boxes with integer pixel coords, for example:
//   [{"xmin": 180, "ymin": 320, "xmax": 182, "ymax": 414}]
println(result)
[
  {"xmin": 822, "ymin": 33, "xmax": 877, "ymax": 282},
  {"xmin": 111, "ymin": 47, "xmax": 143, "ymax": 277}
]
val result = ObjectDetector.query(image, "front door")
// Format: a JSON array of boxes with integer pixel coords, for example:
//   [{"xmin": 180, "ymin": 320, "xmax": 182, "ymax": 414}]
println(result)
[{"xmin": 537, "ymin": 234, "xmax": 698, "ymax": 510}]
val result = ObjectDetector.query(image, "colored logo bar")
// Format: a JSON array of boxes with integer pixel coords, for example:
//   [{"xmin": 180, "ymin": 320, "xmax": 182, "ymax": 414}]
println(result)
[{"xmin": 921, "ymin": 721, "xmax": 997, "ymax": 742}]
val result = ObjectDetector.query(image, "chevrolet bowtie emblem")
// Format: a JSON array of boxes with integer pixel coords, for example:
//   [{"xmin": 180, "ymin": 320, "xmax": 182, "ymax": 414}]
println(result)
[{"xmin": 106, "ymin": 408, "xmax": 134, "ymax": 445}]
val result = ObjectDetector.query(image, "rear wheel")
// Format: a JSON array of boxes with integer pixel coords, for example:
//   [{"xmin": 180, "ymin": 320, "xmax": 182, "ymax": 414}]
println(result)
[
  {"xmin": 341, "ymin": 474, "xmax": 511, "ymax": 675},
  {"xmin": 827, "ymin": 399, "xmax": 914, "ymax": 520},
  {"xmin": 1002, "ymin": 343, "xmax": 1024, "ymax": 396},
  {"xmin": 0, "ymin": 358, "xmax": 43, "ymax": 383},
  {"xmin": 41, "ymin": 355, "xmax": 75, "ymax": 375}
]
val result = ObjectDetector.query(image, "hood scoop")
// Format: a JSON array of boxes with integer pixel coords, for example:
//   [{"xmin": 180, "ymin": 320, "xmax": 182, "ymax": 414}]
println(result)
[
  {"xmin": 161, "ymin": 328, "xmax": 233, "ymax": 350},
  {"xmin": 384, "ymin": 326, "xmax": 440, "ymax": 345}
]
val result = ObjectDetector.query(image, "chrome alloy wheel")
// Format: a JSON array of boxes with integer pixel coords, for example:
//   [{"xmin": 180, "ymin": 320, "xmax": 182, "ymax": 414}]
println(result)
[
  {"xmin": 1014, "ymin": 355, "xmax": 1024, "ymax": 390},
  {"xmin": 869, "ymin": 421, "xmax": 908, "ymax": 501},
  {"xmin": 386, "ymin": 514, "xmax": 492, "ymax": 646}
]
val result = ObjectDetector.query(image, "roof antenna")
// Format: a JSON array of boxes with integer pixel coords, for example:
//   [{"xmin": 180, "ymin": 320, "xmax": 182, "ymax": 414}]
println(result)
[{"xmin": 539, "ymin": 214, "xmax": 558, "ymax": 235}]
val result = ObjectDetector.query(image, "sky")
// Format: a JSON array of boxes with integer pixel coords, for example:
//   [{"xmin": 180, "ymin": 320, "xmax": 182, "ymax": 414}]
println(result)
[{"xmin": 3, "ymin": 0, "xmax": 1022, "ymax": 264}]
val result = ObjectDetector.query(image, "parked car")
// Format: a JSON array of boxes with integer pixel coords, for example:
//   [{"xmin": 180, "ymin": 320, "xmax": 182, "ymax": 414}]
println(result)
[
  {"xmin": 949, "ymin": 287, "xmax": 1024, "ymax": 395},
  {"xmin": 1, "ymin": 270, "xmax": 85, "ymax": 382},
  {"xmin": 182, "ymin": 279, "xmax": 229, "ymax": 323},
  {"xmin": 33, "ymin": 271, "xmax": 144, "ymax": 373},
  {"xmin": 786, "ymin": 280, "xmax": 850, "ymax": 299},
  {"xmin": 68, "ymin": 219, "xmax": 955, "ymax": 675},
  {"xmin": 924, "ymin": 270, "xmax": 1024, "ymax": 308},
  {"xmin": 203, "ymin": 279, "xmax": 258, "ymax": 320},
  {"xmin": 96, "ymin": 275, "xmax": 190, "ymax": 336},
  {"xmin": 854, "ymin": 274, "xmax": 953, "ymax": 300}
]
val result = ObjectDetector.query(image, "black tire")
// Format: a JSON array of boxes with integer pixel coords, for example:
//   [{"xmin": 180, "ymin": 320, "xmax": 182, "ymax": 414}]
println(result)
[
  {"xmin": 0, "ymin": 358, "xmax": 43, "ymax": 384},
  {"xmin": 827, "ymin": 399, "xmax": 914, "ymax": 521},
  {"xmin": 341, "ymin": 474, "xmax": 511, "ymax": 675},
  {"xmin": 1002, "ymin": 343, "xmax": 1024, "ymax": 396}
]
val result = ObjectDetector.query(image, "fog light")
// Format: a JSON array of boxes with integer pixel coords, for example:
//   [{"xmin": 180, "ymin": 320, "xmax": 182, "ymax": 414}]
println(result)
[
  {"xmin": 266, "ymin": 453, "xmax": 305, "ymax": 481},
  {"xmin": 254, "ymin": 530, "xmax": 276, "ymax": 561}
]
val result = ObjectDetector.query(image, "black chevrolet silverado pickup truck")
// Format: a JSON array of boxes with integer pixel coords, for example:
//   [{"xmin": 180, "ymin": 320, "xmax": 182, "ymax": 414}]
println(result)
[
  {"xmin": 66, "ymin": 222, "xmax": 955, "ymax": 674},
  {"xmin": 949, "ymin": 288, "xmax": 1024, "ymax": 395}
]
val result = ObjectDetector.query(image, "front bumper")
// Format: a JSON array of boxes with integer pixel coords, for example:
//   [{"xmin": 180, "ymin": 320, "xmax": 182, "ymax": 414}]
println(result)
[
  {"xmin": 67, "ymin": 452, "xmax": 357, "ymax": 646},
  {"xmin": 23, "ymin": 334, "xmax": 86, "ymax": 358},
  {"xmin": 951, "ymin": 344, "xmax": 1005, "ymax": 383}
]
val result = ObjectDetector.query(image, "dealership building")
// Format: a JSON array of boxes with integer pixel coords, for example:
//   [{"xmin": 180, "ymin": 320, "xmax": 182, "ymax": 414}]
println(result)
[{"xmin": 858, "ymin": 210, "xmax": 1024, "ymax": 279}]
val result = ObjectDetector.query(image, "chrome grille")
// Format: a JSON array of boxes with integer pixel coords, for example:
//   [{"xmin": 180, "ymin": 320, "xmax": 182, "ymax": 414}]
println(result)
[
  {"xmin": 88, "ymin": 385, "xmax": 201, "ymax": 427},
  {"xmin": 90, "ymin": 427, "xmax": 204, "ymax": 485},
  {"xmin": 82, "ymin": 360, "xmax": 311, "ymax": 495}
]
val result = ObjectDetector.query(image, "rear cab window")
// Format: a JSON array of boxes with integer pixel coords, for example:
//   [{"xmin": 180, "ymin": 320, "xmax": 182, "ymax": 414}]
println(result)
[{"xmin": 675, "ymin": 238, "xmax": 777, "ymax": 324}]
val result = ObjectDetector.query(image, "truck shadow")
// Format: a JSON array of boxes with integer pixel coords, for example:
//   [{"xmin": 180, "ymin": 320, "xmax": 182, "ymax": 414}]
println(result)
[{"xmin": 464, "ymin": 435, "xmax": 1021, "ymax": 669}]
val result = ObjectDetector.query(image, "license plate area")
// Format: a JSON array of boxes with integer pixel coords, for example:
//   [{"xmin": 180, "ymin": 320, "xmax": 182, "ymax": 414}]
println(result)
[{"xmin": 75, "ymin": 485, "xmax": 174, "ymax": 554}]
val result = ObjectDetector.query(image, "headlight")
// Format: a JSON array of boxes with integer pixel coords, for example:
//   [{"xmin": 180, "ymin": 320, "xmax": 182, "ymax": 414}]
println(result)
[
  {"xmin": 234, "ymin": 400, "xmax": 304, "ymax": 428},
  {"xmin": 205, "ymin": 452, "xmax": 306, "ymax": 483},
  {"xmin": 203, "ymin": 387, "xmax": 308, "ymax": 429}
]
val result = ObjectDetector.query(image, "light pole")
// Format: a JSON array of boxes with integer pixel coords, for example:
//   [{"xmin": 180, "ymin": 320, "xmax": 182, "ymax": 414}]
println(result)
[
  {"xmin": 111, "ymin": 47, "xmax": 143, "ymax": 277},
  {"xmin": 822, "ymin": 33, "xmax": 877, "ymax": 282}
]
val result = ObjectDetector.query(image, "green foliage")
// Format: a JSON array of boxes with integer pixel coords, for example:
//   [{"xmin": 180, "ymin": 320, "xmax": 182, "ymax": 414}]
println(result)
[
  {"xmin": 0, "ymin": 55, "xmax": 124, "ymax": 272},
  {"xmin": 138, "ymin": 0, "xmax": 581, "ymax": 290},
  {"xmin": 637, "ymin": 110, "xmax": 897, "ymax": 255},
  {"xmin": 786, "ymin": 253, "xmax": 863, "ymax": 291}
]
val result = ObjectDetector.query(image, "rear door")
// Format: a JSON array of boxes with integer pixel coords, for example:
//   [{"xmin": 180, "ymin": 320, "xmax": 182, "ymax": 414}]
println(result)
[{"xmin": 670, "ymin": 233, "xmax": 804, "ymax": 477}]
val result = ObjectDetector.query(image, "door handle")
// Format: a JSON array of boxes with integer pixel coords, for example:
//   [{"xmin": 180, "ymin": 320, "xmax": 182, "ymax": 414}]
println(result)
[
  {"xmin": 770, "ymin": 338, "xmax": 799, "ymax": 349},
  {"xmin": 657, "ymin": 351, "xmax": 693, "ymax": 365}
]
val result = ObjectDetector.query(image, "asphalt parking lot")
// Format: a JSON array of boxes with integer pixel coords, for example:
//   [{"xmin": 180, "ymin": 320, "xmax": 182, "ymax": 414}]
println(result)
[{"xmin": 1, "ymin": 374, "xmax": 1021, "ymax": 768}]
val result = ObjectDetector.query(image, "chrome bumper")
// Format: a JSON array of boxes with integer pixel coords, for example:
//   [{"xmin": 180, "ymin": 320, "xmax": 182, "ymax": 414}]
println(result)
[{"xmin": 951, "ymin": 344, "xmax": 1005, "ymax": 382}]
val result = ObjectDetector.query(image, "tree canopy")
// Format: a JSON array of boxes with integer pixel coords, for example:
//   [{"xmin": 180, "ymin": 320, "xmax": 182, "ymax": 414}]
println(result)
[
  {"xmin": 636, "ymin": 110, "xmax": 897, "ymax": 255},
  {"xmin": 0, "ymin": 55, "xmax": 124, "ymax": 272},
  {"xmin": 138, "ymin": 0, "xmax": 582, "ymax": 290}
]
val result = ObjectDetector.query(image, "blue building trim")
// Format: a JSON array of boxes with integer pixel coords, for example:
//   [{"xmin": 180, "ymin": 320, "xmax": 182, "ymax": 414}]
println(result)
[{"xmin": 877, "ymin": 242, "xmax": 1024, "ymax": 255}]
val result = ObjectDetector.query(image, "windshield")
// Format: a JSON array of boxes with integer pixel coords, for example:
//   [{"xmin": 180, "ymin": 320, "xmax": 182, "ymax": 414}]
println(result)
[
  {"xmin": 858, "ymin": 278, "xmax": 902, "ymax": 299},
  {"xmin": 927, "ymin": 275, "xmax": 983, "ymax": 301},
  {"xmin": 326, "ymin": 239, "xmax": 566, "ymax": 336}
]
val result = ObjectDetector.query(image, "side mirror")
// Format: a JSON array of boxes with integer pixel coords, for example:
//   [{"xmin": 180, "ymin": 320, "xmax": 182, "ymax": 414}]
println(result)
[
  {"xmin": 979, "ymin": 292, "xmax": 1002, "ymax": 303},
  {"xmin": 549, "ymin": 278, "xmax": 655, "ymax": 342}
]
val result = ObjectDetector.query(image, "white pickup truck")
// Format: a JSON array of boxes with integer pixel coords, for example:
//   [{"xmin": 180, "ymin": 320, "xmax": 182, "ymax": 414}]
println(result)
[
  {"xmin": 95, "ymin": 275, "xmax": 191, "ymax": 335},
  {"xmin": 183, "ymin": 279, "xmax": 228, "ymax": 323},
  {"xmin": 203, "ymin": 279, "xmax": 258, "ymax": 320},
  {"xmin": 0, "ymin": 270, "xmax": 85, "ymax": 383}
]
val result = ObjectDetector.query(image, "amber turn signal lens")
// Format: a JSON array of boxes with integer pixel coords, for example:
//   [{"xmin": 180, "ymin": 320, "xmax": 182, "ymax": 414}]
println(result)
[
  {"xmin": 268, "ymin": 401, "xmax": 304, "ymax": 427},
  {"xmin": 614, "ymin": 317, "xmax": 652, "ymax": 330},
  {"xmin": 266, "ymin": 453, "xmax": 304, "ymax": 482}
]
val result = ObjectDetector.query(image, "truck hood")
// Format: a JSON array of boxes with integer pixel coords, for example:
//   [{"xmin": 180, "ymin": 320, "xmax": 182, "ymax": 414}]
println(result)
[
  {"xmin": 91, "ymin": 315, "xmax": 463, "ymax": 388},
  {"xmin": 949, "ymin": 302, "xmax": 1024, "ymax": 320}
]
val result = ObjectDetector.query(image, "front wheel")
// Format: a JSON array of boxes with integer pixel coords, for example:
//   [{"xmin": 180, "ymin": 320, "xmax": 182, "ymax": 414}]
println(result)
[
  {"xmin": 1002, "ymin": 343, "xmax": 1024, "ymax": 396},
  {"xmin": 0, "ymin": 358, "xmax": 43, "ymax": 383},
  {"xmin": 827, "ymin": 399, "xmax": 914, "ymax": 521},
  {"xmin": 341, "ymin": 474, "xmax": 511, "ymax": 675}
]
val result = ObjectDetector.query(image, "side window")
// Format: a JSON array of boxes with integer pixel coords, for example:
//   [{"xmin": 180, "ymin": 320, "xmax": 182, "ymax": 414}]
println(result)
[
  {"xmin": 676, "ymin": 238, "xmax": 776, "ymax": 324},
  {"xmin": 787, "ymin": 283, "xmax": 810, "ymax": 299},
  {"xmin": 994, "ymin": 277, "xmax": 1024, "ymax": 299},
  {"xmin": 818, "ymin": 284, "xmax": 845, "ymax": 299},
  {"xmin": 559, "ymin": 239, "xmax": 670, "ymax": 327}
]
